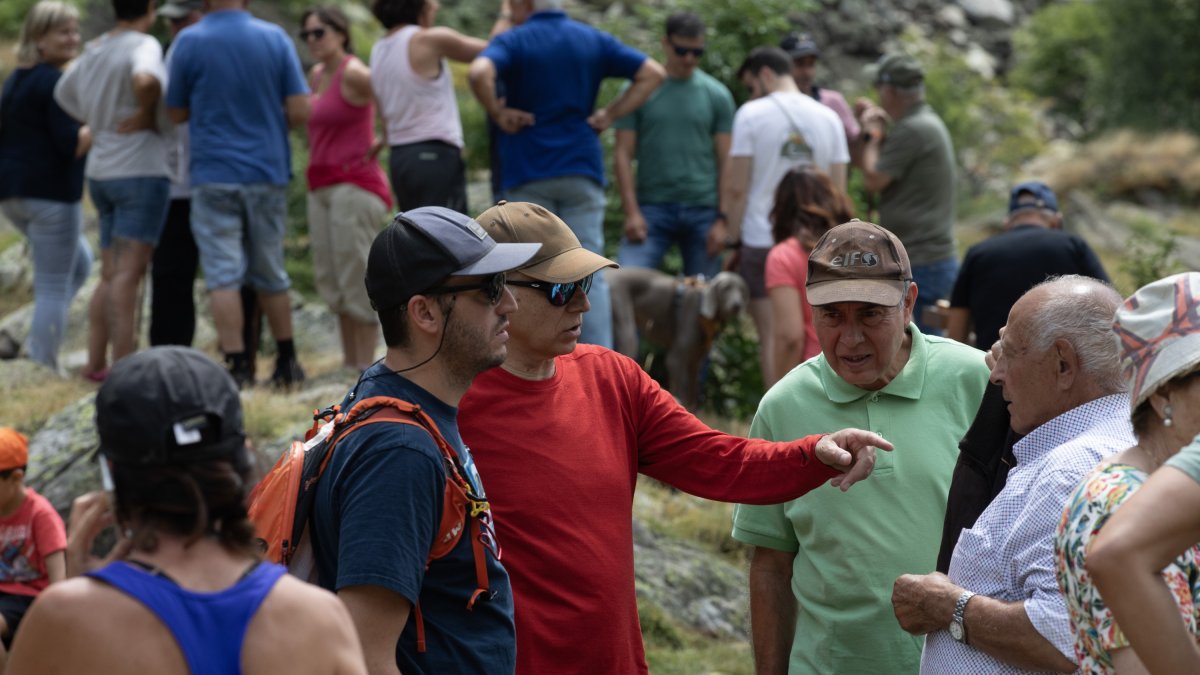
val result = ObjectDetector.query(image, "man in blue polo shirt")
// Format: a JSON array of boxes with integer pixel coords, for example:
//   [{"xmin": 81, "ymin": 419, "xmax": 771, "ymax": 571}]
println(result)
[
  {"xmin": 468, "ymin": 0, "xmax": 665, "ymax": 348},
  {"xmin": 166, "ymin": 0, "xmax": 309, "ymax": 388}
]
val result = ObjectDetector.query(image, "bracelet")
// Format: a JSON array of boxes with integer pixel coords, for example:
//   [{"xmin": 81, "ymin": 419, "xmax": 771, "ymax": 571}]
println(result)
[
  {"xmin": 860, "ymin": 128, "xmax": 883, "ymax": 144},
  {"xmin": 724, "ymin": 238, "xmax": 741, "ymax": 250}
]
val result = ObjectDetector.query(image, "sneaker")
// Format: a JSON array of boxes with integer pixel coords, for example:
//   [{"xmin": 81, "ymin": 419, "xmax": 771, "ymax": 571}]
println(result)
[{"xmin": 271, "ymin": 356, "xmax": 306, "ymax": 390}]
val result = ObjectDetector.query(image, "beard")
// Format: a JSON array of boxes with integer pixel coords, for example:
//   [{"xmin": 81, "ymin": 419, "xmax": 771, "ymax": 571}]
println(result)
[{"xmin": 441, "ymin": 306, "xmax": 507, "ymax": 389}]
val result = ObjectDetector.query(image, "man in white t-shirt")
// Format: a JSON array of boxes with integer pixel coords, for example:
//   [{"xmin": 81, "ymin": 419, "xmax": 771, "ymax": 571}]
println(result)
[
  {"xmin": 54, "ymin": 0, "xmax": 172, "ymax": 380},
  {"xmin": 714, "ymin": 46, "xmax": 848, "ymax": 385}
]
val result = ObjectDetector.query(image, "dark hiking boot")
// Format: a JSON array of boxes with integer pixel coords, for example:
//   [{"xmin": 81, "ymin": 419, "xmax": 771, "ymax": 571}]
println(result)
[{"xmin": 271, "ymin": 356, "xmax": 306, "ymax": 390}]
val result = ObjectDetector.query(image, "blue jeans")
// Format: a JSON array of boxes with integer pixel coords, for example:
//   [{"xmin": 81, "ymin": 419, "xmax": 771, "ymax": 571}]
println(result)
[
  {"xmin": 505, "ymin": 176, "xmax": 612, "ymax": 348},
  {"xmin": 911, "ymin": 257, "xmax": 959, "ymax": 337},
  {"xmin": 617, "ymin": 203, "xmax": 720, "ymax": 278},
  {"xmin": 89, "ymin": 176, "xmax": 170, "ymax": 249},
  {"xmin": 191, "ymin": 183, "xmax": 291, "ymax": 293},
  {"xmin": 0, "ymin": 198, "xmax": 93, "ymax": 369}
]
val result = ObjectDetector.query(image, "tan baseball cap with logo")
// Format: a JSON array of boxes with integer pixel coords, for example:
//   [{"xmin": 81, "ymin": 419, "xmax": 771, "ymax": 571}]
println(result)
[
  {"xmin": 806, "ymin": 219, "xmax": 912, "ymax": 306},
  {"xmin": 475, "ymin": 201, "xmax": 617, "ymax": 283}
]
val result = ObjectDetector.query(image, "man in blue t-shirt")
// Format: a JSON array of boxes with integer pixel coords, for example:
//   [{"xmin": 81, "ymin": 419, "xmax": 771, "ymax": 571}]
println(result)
[
  {"xmin": 311, "ymin": 207, "xmax": 539, "ymax": 673},
  {"xmin": 468, "ymin": 0, "xmax": 665, "ymax": 349},
  {"xmin": 165, "ymin": 0, "xmax": 309, "ymax": 389}
]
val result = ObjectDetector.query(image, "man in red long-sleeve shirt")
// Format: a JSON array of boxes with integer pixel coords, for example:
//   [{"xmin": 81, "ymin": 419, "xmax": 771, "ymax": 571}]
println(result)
[{"xmin": 458, "ymin": 201, "xmax": 892, "ymax": 674}]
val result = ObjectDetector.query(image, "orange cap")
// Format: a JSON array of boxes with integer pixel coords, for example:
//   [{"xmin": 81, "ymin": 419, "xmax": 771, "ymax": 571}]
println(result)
[{"xmin": 0, "ymin": 428, "xmax": 29, "ymax": 472}]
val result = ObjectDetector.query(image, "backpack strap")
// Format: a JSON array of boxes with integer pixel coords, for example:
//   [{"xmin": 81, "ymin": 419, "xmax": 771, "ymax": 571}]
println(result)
[{"xmin": 333, "ymin": 396, "xmax": 494, "ymax": 652}]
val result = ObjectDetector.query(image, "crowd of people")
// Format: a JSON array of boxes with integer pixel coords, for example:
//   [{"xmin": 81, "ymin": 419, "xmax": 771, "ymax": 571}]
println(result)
[{"xmin": 0, "ymin": 1, "xmax": 1198, "ymax": 675}]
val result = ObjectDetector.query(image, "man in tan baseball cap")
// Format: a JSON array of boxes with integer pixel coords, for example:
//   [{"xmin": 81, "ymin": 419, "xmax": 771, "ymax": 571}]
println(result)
[
  {"xmin": 733, "ymin": 219, "xmax": 990, "ymax": 673},
  {"xmin": 459, "ymin": 203, "xmax": 895, "ymax": 674}
]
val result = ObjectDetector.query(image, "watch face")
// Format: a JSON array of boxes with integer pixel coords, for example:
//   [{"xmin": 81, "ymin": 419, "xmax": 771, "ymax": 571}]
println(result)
[{"xmin": 949, "ymin": 621, "xmax": 964, "ymax": 642}]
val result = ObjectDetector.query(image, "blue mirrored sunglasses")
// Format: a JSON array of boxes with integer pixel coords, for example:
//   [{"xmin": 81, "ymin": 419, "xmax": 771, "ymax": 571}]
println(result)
[{"xmin": 506, "ymin": 274, "xmax": 593, "ymax": 306}]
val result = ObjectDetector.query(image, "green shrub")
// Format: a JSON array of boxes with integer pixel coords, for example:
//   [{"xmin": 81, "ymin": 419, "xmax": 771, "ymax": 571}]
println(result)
[
  {"xmin": 1009, "ymin": 1, "xmax": 1105, "ymax": 134},
  {"xmin": 1120, "ymin": 218, "xmax": 1184, "ymax": 291}
]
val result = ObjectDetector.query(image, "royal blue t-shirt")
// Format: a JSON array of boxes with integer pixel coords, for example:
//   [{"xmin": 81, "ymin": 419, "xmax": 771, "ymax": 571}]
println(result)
[
  {"xmin": 480, "ymin": 11, "xmax": 646, "ymax": 191},
  {"xmin": 312, "ymin": 364, "xmax": 515, "ymax": 674},
  {"xmin": 165, "ymin": 10, "xmax": 307, "ymax": 186}
]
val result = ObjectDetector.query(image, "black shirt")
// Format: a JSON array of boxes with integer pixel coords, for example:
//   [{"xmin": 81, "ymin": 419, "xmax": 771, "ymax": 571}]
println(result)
[
  {"xmin": 950, "ymin": 224, "xmax": 1110, "ymax": 349},
  {"xmin": 0, "ymin": 63, "xmax": 86, "ymax": 202}
]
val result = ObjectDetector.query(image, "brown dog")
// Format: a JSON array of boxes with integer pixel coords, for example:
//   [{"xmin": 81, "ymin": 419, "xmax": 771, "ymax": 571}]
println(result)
[{"xmin": 609, "ymin": 268, "xmax": 750, "ymax": 409}]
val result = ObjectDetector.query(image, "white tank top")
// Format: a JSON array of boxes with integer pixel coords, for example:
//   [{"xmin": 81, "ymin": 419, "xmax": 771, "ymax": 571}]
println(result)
[{"xmin": 370, "ymin": 25, "xmax": 464, "ymax": 149}]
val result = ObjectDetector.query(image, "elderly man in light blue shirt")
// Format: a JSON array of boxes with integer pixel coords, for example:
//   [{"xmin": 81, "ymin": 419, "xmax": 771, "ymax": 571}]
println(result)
[{"xmin": 891, "ymin": 275, "xmax": 1134, "ymax": 674}]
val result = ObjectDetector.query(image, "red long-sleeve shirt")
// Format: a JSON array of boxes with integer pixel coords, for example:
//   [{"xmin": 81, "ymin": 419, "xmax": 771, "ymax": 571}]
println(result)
[{"xmin": 459, "ymin": 345, "xmax": 836, "ymax": 674}]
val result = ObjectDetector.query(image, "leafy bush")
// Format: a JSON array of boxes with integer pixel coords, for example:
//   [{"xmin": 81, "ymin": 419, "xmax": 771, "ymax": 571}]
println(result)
[
  {"xmin": 1120, "ymin": 218, "xmax": 1184, "ymax": 291},
  {"xmin": 1009, "ymin": 1, "xmax": 1105, "ymax": 134}
]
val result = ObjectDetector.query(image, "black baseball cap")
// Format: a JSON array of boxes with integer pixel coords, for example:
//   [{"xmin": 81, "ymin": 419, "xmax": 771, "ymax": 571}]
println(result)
[
  {"xmin": 96, "ymin": 347, "xmax": 246, "ymax": 466},
  {"xmin": 781, "ymin": 32, "xmax": 820, "ymax": 59},
  {"xmin": 365, "ymin": 207, "xmax": 541, "ymax": 311}
]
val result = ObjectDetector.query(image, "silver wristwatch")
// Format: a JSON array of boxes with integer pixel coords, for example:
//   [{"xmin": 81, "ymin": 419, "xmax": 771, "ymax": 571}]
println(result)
[{"xmin": 949, "ymin": 590, "xmax": 976, "ymax": 643}]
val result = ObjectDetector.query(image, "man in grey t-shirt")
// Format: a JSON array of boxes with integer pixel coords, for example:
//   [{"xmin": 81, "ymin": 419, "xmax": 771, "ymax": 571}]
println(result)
[{"xmin": 856, "ymin": 53, "xmax": 956, "ymax": 336}]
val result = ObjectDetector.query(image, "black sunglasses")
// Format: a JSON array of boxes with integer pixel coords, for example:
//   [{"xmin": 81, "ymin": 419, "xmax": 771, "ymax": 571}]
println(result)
[
  {"xmin": 668, "ymin": 41, "xmax": 705, "ymax": 58},
  {"xmin": 299, "ymin": 27, "xmax": 327, "ymax": 41},
  {"xmin": 425, "ymin": 272, "xmax": 507, "ymax": 306},
  {"xmin": 507, "ymin": 274, "xmax": 593, "ymax": 307}
]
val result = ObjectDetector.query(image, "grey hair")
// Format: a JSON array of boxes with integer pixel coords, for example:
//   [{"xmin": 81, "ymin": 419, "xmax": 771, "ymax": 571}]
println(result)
[
  {"xmin": 531, "ymin": 0, "xmax": 564, "ymax": 10},
  {"xmin": 16, "ymin": 1, "xmax": 79, "ymax": 67},
  {"xmin": 1025, "ymin": 275, "xmax": 1126, "ymax": 393}
]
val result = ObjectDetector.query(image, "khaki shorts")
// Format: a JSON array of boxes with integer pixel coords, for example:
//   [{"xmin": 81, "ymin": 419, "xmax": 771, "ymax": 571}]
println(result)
[{"xmin": 307, "ymin": 183, "xmax": 389, "ymax": 324}]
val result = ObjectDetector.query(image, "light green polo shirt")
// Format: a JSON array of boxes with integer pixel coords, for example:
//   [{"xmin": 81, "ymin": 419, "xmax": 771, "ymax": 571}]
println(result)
[{"xmin": 732, "ymin": 325, "xmax": 988, "ymax": 675}]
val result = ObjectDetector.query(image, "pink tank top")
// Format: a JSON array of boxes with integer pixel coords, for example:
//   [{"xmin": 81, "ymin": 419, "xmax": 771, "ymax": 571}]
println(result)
[{"xmin": 306, "ymin": 56, "xmax": 393, "ymax": 207}]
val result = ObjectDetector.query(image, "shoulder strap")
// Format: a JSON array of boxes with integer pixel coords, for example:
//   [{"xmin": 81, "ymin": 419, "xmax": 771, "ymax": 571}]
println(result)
[{"xmin": 766, "ymin": 93, "xmax": 810, "ymax": 146}]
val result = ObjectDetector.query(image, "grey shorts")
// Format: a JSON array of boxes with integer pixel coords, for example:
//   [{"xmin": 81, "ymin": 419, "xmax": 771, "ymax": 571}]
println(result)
[{"xmin": 736, "ymin": 245, "xmax": 771, "ymax": 299}]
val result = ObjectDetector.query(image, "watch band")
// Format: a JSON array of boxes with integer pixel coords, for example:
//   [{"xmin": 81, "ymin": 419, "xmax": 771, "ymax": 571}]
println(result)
[{"xmin": 950, "ymin": 590, "xmax": 976, "ymax": 643}]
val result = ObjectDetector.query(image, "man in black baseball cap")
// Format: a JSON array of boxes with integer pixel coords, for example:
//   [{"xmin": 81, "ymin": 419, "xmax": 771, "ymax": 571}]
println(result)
[
  {"xmin": 779, "ymin": 31, "xmax": 860, "ymax": 146},
  {"xmin": 312, "ymin": 206, "xmax": 538, "ymax": 673}
]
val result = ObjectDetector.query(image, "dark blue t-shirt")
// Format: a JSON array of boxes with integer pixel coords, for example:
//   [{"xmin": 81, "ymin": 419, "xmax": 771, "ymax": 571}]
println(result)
[
  {"xmin": 165, "ymin": 10, "xmax": 307, "ymax": 186},
  {"xmin": 480, "ymin": 11, "xmax": 645, "ymax": 191},
  {"xmin": 312, "ymin": 364, "xmax": 515, "ymax": 674},
  {"xmin": 0, "ymin": 64, "xmax": 85, "ymax": 202}
]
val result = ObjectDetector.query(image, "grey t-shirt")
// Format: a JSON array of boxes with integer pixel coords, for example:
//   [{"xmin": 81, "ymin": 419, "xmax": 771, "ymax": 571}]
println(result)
[
  {"xmin": 1166, "ymin": 435, "xmax": 1200, "ymax": 484},
  {"xmin": 876, "ymin": 102, "xmax": 956, "ymax": 265},
  {"xmin": 54, "ymin": 30, "xmax": 170, "ymax": 181}
]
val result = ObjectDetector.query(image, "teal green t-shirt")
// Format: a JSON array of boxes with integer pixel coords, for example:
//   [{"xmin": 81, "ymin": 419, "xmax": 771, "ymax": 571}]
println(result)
[
  {"xmin": 1166, "ymin": 435, "xmax": 1200, "ymax": 483},
  {"xmin": 612, "ymin": 69, "xmax": 734, "ymax": 206},
  {"xmin": 732, "ymin": 326, "xmax": 988, "ymax": 675}
]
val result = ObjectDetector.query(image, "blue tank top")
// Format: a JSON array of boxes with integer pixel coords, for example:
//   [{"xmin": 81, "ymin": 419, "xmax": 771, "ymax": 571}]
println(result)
[{"xmin": 87, "ymin": 559, "xmax": 287, "ymax": 675}]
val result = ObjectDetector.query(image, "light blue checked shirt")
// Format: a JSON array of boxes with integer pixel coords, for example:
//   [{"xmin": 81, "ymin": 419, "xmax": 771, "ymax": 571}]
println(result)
[{"xmin": 921, "ymin": 394, "xmax": 1134, "ymax": 674}]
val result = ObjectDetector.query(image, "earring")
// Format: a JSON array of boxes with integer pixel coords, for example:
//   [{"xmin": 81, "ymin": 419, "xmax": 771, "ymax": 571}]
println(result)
[{"xmin": 1164, "ymin": 404, "xmax": 1174, "ymax": 428}]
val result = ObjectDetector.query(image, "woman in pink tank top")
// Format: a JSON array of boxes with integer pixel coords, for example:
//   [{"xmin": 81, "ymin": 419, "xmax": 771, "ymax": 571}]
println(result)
[{"xmin": 302, "ymin": 7, "xmax": 393, "ymax": 372}]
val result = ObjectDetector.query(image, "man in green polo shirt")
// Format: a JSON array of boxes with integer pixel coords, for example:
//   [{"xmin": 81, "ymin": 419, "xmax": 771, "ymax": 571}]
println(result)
[{"xmin": 732, "ymin": 220, "xmax": 988, "ymax": 674}]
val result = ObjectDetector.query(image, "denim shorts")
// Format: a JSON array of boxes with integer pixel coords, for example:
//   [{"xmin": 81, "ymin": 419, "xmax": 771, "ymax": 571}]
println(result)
[
  {"xmin": 89, "ymin": 176, "xmax": 170, "ymax": 249},
  {"xmin": 190, "ymin": 183, "xmax": 291, "ymax": 293}
]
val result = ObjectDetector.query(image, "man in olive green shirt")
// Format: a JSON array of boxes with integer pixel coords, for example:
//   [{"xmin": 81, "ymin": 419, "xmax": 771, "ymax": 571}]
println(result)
[
  {"xmin": 613, "ymin": 11, "xmax": 735, "ymax": 278},
  {"xmin": 732, "ymin": 220, "xmax": 988, "ymax": 674},
  {"xmin": 857, "ymin": 53, "xmax": 957, "ymax": 336}
]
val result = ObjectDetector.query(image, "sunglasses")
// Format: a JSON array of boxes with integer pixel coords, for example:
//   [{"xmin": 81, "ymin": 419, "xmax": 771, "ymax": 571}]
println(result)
[
  {"xmin": 299, "ymin": 27, "xmax": 327, "ymax": 41},
  {"xmin": 506, "ymin": 274, "xmax": 593, "ymax": 306},
  {"xmin": 425, "ymin": 272, "xmax": 508, "ymax": 306},
  {"xmin": 669, "ymin": 41, "xmax": 705, "ymax": 58}
]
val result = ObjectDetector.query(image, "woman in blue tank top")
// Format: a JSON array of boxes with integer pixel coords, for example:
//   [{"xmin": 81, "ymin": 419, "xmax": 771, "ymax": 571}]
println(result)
[{"xmin": 5, "ymin": 346, "xmax": 366, "ymax": 675}]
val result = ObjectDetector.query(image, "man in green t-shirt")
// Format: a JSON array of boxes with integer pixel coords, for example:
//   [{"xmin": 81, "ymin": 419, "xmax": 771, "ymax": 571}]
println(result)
[
  {"xmin": 613, "ymin": 11, "xmax": 735, "ymax": 278},
  {"xmin": 732, "ymin": 220, "xmax": 988, "ymax": 674}
]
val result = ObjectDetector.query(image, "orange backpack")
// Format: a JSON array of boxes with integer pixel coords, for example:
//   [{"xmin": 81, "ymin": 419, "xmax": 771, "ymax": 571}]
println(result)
[{"xmin": 248, "ymin": 395, "xmax": 494, "ymax": 651}]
